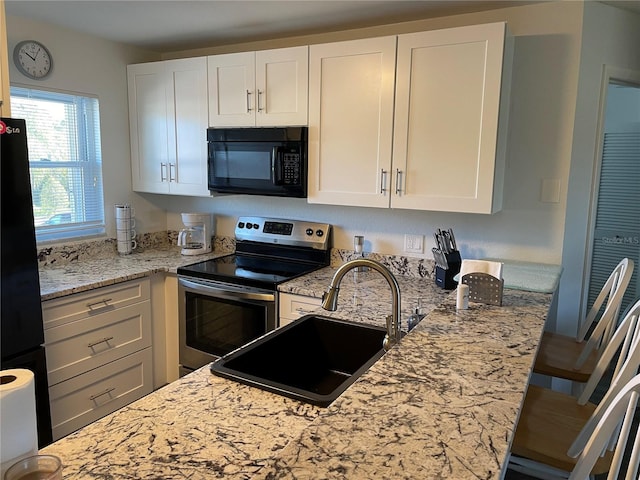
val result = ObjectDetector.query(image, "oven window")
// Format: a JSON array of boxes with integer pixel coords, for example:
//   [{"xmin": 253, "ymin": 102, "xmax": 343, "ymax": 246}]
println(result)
[
  {"xmin": 185, "ymin": 292, "xmax": 269, "ymax": 357},
  {"xmin": 213, "ymin": 145, "xmax": 272, "ymax": 181}
]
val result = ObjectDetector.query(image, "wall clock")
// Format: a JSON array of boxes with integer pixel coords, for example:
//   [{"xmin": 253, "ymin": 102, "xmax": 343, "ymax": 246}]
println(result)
[{"xmin": 13, "ymin": 40, "xmax": 53, "ymax": 80}]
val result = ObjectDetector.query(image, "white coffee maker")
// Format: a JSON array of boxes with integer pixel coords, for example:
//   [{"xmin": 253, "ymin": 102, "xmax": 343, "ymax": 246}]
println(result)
[{"xmin": 177, "ymin": 213, "xmax": 213, "ymax": 255}]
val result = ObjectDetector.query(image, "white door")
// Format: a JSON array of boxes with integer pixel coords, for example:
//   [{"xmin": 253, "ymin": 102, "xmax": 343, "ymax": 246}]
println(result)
[
  {"xmin": 392, "ymin": 22, "xmax": 511, "ymax": 213},
  {"xmin": 128, "ymin": 62, "xmax": 171, "ymax": 194},
  {"xmin": 208, "ymin": 52, "xmax": 256, "ymax": 127},
  {"xmin": 307, "ymin": 36, "xmax": 396, "ymax": 208},
  {"xmin": 256, "ymin": 46, "xmax": 308, "ymax": 126},
  {"xmin": 165, "ymin": 58, "xmax": 210, "ymax": 196}
]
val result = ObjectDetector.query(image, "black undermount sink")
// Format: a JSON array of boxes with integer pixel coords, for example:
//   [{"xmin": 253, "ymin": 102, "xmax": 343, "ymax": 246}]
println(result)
[{"xmin": 209, "ymin": 314, "xmax": 387, "ymax": 407}]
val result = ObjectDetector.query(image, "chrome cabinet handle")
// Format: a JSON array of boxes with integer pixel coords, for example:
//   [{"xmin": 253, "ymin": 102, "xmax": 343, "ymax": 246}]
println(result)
[
  {"xmin": 169, "ymin": 163, "xmax": 176, "ymax": 182},
  {"xmin": 257, "ymin": 90, "xmax": 264, "ymax": 112},
  {"xmin": 395, "ymin": 169, "xmax": 403, "ymax": 195},
  {"xmin": 86, "ymin": 298, "xmax": 113, "ymax": 311},
  {"xmin": 246, "ymin": 90, "xmax": 253, "ymax": 113},
  {"xmin": 89, "ymin": 387, "xmax": 116, "ymax": 402},
  {"xmin": 87, "ymin": 336, "xmax": 114, "ymax": 349},
  {"xmin": 160, "ymin": 163, "xmax": 168, "ymax": 182},
  {"xmin": 380, "ymin": 169, "xmax": 388, "ymax": 194}
]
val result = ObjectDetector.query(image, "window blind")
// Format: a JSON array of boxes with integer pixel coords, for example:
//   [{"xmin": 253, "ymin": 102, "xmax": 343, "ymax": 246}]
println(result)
[{"xmin": 10, "ymin": 86, "xmax": 105, "ymax": 243}]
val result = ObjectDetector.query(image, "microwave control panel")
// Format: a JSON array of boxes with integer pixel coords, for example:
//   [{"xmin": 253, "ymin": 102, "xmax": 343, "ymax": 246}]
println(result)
[{"xmin": 282, "ymin": 153, "xmax": 301, "ymax": 185}]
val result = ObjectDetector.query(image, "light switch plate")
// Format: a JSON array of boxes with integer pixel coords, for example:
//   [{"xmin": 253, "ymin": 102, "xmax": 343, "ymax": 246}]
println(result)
[
  {"xmin": 540, "ymin": 178, "xmax": 561, "ymax": 203},
  {"xmin": 404, "ymin": 234, "xmax": 424, "ymax": 254}
]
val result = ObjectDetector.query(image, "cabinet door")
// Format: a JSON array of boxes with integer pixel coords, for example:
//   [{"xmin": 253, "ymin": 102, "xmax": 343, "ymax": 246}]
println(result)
[
  {"xmin": 256, "ymin": 46, "xmax": 308, "ymax": 126},
  {"xmin": 308, "ymin": 37, "xmax": 396, "ymax": 208},
  {"xmin": 392, "ymin": 22, "xmax": 511, "ymax": 213},
  {"xmin": 128, "ymin": 62, "xmax": 171, "ymax": 193},
  {"xmin": 165, "ymin": 57, "xmax": 210, "ymax": 196},
  {"xmin": 208, "ymin": 52, "xmax": 256, "ymax": 127}
]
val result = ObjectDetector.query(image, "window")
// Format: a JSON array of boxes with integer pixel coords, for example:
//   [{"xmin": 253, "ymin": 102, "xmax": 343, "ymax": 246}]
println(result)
[{"xmin": 10, "ymin": 86, "xmax": 105, "ymax": 243}]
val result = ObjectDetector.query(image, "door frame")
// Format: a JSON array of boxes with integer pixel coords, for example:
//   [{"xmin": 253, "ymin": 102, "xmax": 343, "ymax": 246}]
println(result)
[{"xmin": 582, "ymin": 65, "xmax": 640, "ymax": 317}]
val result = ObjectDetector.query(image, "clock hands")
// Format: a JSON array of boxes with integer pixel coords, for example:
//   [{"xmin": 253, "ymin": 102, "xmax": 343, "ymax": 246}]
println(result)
[{"xmin": 23, "ymin": 50, "xmax": 37, "ymax": 62}]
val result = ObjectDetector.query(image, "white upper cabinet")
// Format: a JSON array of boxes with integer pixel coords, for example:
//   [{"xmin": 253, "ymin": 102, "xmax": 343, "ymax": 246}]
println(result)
[
  {"xmin": 308, "ymin": 22, "xmax": 513, "ymax": 214},
  {"xmin": 392, "ymin": 22, "xmax": 513, "ymax": 213},
  {"xmin": 307, "ymin": 36, "xmax": 397, "ymax": 208},
  {"xmin": 128, "ymin": 57, "xmax": 210, "ymax": 196},
  {"xmin": 208, "ymin": 46, "xmax": 308, "ymax": 127}
]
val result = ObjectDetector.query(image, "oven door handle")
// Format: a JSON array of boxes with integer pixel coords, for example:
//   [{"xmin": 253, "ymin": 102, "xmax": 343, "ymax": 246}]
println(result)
[{"xmin": 179, "ymin": 278, "xmax": 275, "ymax": 302}]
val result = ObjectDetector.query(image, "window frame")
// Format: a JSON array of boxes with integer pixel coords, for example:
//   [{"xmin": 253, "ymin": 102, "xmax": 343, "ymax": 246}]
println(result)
[{"xmin": 10, "ymin": 85, "xmax": 106, "ymax": 243}]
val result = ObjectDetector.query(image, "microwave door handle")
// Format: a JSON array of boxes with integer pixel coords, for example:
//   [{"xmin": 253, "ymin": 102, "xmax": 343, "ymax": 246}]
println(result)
[{"xmin": 271, "ymin": 146, "xmax": 284, "ymax": 185}]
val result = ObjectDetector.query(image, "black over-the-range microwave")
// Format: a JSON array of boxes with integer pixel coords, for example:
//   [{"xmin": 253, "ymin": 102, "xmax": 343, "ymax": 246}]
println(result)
[{"xmin": 207, "ymin": 127, "xmax": 308, "ymax": 198}]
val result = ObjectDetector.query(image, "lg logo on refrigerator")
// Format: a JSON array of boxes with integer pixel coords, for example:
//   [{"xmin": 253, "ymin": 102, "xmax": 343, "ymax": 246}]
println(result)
[{"xmin": 0, "ymin": 121, "xmax": 21, "ymax": 135}]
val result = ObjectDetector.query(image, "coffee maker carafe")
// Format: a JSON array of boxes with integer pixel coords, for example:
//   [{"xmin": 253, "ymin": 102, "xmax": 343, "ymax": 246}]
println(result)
[{"xmin": 178, "ymin": 213, "xmax": 213, "ymax": 255}]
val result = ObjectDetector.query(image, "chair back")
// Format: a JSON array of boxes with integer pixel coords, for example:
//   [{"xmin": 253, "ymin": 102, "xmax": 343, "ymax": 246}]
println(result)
[
  {"xmin": 576, "ymin": 296, "xmax": 640, "ymax": 406},
  {"xmin": 574, "ymin": 258, "xmax": 634, "ymax": 368},
  {"xmin": 568, "ymin": 373, "xmax": 640, "ymax": 480}
]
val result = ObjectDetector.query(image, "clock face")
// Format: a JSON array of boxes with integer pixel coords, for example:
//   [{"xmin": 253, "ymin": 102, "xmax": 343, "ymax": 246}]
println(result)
[{"xmin": 13, "ymin": 41, "xmax": 53, "ymax": 80}]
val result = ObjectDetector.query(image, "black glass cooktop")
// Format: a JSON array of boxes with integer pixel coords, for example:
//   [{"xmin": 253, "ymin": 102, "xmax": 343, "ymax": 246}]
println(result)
[{"xmin": 177, "ymin": 254, "xmax": 324, "ymax": 290}]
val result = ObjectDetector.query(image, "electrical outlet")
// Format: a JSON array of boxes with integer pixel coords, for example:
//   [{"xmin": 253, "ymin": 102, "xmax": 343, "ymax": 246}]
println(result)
[{"xmin": 404, "ymin": 234, "xmax": 424, "ymax": 254}]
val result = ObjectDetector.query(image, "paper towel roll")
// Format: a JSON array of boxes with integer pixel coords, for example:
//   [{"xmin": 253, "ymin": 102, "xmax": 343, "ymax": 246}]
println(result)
[{"xmin": 1, "ymin": 369, "xmax": 38, "ymax": 475}]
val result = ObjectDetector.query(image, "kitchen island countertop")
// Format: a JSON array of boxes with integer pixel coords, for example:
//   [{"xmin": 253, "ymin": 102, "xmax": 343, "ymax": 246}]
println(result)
[{"xmin": 41, "ymin": 260, "xmax": 554, "ymax": 479}]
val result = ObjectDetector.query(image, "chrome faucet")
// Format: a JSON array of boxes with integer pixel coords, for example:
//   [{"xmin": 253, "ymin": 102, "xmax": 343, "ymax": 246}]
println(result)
[{"xmin": 321, "ymin": 258, "xmax": 402, "ymax": 351}]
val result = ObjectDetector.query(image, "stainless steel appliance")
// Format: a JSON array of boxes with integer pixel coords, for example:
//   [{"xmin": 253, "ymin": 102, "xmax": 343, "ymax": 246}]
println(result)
[
  {"xmin": 207, "ymin": 127, "xmax": 307, "ymax": 197},
  {"xmin": 177, "ymin": 216, "xmax": 331, "ymax": 375},
  {"xmin": 1, "ymin": 118, "xmax": 53, "ymax": 446}
]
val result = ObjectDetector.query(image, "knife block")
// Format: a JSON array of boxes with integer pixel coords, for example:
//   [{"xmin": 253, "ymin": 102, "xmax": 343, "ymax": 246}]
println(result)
[{"xmin": 435, "ymin": 251, "xmax": 461, "ymax": 290}]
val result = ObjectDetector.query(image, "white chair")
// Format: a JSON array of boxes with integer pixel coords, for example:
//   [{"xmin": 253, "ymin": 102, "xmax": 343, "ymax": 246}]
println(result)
[
  {"xmin": 566, "ymin": 373, "xmax": 640, "ymax": 480},
  {"xmin": 534, "ymin": 258, "xmax": 634, "ymax": 383},
  {"xmin": 509, "ymin": 296, "xmax": 640, "ymax": 479}
]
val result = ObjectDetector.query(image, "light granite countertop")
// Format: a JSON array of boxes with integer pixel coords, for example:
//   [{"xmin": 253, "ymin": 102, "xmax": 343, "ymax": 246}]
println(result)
[
  {"xmin": 40, "ymin": 248, "xmax": 556, "ymax": 479},
  {"xmin": 38, "ymin": 244, "xmax": 232, "ymax": 301}
]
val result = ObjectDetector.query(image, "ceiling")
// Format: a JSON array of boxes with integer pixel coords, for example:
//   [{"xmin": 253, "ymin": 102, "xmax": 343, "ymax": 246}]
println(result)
[
  {"xmin": 6, "ymin": 1, "xmax": 639, "ymax": 53},
  {"xmin": 5, "ymin": 0, "xmax": 541, "ymax": 53}
]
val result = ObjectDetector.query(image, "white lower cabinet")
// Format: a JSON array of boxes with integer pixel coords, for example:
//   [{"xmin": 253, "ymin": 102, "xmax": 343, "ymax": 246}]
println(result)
[
  {"xmin": 43, "ymin": 279, "xmax": 153, "ymax": 441},
  {"xmin": 279, "ymin": 292, "xmax": 322, "ymax": 327},
  {"xmin": 48, "ymin": 348, "xmax": 152, "ymax": 440}
]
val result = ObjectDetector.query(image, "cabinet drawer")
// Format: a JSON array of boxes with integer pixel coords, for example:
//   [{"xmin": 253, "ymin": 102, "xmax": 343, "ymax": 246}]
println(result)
[
  {"xmin": 45, "ymin": 302, "xmax": 152, "ymax": 386},
  {"xmin": 43, "ymin": 279, "xmax": 150, "ymax": 329},
  {"xmin": 49, "ymin": 348, "xmax": 153, "ymax": 441},
  {"xmin": 279, "ymin": 293, "xmax": 321, "ymax": 326}
]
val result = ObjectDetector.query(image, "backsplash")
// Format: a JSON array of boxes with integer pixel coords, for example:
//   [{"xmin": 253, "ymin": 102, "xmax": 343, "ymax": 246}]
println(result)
[
  {"xmin": 331, "ymin": 249, "xmax": 435, "ymax": 279},
  {"xmin": 37, "ymin": 231, "xmax": 435, "ymax": 278},
  {"xmin": 36, "ymin": 232, "xmax": 235, "ymax": 267}
]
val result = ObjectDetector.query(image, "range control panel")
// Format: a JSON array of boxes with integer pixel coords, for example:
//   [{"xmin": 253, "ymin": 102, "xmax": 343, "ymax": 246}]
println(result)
[{"xmin": 235, "ymin": 217, "xmax": 331, "ymax": 250}]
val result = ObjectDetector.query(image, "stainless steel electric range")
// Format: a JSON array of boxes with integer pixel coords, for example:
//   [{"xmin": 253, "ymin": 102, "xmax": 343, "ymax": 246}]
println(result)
[{"xmin": 176, "ymin": 216, "xmax": 332, "ymax": 375}]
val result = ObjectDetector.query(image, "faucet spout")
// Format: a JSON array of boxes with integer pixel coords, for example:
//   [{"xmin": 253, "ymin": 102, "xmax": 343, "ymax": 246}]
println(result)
[{"xmin": 321, "ymin": 258, "xmax": 401, "ymax": 351}]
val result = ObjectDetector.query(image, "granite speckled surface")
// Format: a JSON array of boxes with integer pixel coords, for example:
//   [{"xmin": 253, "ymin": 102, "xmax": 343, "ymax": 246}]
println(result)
[
  {"xmin": 40, "ymin": 245, "xmax": 556, "ymax": 479},
  {"xmin": 38, "ymin": 235, "xmax": 234, "ymax": 300}
]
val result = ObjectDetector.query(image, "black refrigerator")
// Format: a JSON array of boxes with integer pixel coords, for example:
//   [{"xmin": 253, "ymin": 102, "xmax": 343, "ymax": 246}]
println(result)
[{"xmin": 1, "ymin": 117, "xmax": 53, "ymax": 447}]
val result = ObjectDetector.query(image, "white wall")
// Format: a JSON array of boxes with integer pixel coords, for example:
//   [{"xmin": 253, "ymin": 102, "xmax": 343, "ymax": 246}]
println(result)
[
  {"xmin": 5, "ymin": 15, "xmax": 166, "ymax": 239},
  {"xmin": 154, "ymin": 1, "xmax": 585, "ymax": 266},
  {"xmin": 557, "ymin": 2, "xmax": 640, "ymax": 336}
]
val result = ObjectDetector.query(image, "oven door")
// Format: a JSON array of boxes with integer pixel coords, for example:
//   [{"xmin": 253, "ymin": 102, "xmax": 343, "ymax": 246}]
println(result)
[{"xmin": 178, "ymin": 277, "xmax": 277, "ymax": 375}]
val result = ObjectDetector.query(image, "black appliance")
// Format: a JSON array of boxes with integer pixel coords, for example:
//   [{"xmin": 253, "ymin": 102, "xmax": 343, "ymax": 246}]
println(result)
[
  {"xmin": 177, "ymin": 216, "xmax": 331, "ymax": 375},
  {"xmin": 207, "ymin": 127, "xmax": 307, "ymax": 198},
  {"xmin": 0, "ymin": 118, "xmax": 53, "ymax": 447}
]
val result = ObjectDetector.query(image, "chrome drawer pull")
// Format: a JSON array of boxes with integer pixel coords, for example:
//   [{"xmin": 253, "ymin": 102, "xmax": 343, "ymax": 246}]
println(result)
[
  {"xmin": 86, "ymin": 298, "xmax": 113, "ymax": 311},
  {"xmin": 87, "ymin": 336, "xmax": 114, "ymax": 349},
  {"xmin": 89, "ymin": 387, "xmax": 115, "ymax": 401},
  {"xmin": 380, "ymin": 169, "xmax": 388, "ymax": 194}
]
